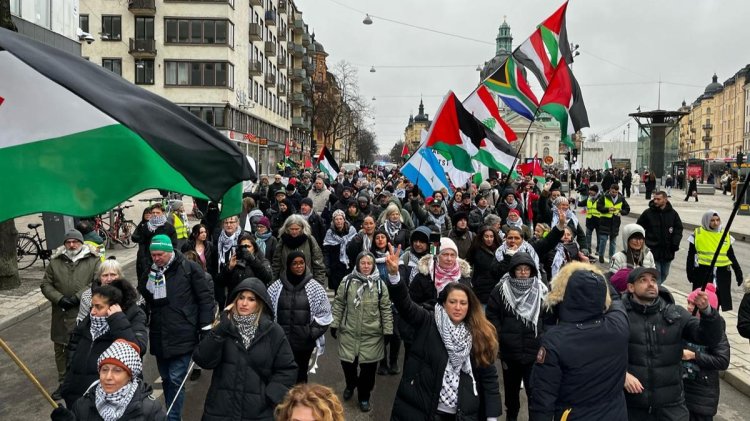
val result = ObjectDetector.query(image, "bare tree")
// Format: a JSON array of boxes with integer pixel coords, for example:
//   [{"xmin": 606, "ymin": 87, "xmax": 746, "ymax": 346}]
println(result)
[
  {"xmin": 0, "ymin": 0, "xmax": 20, "ymax": 290},
  {"xmin": 389, "ymin": 141, "xmax": 405, "ymax": 163},
  {"xmin": 356, "ymin": 129, "xmax": 378, "ymax": 165}
]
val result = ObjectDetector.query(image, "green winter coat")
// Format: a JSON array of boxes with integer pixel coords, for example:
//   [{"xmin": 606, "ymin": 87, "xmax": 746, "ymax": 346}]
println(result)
[
  {"xmin": 40, "ymin": 247, "xmax": 100, "ymax": 344},
  {"xmin": 331, "ymin": 273, "xmax": 394, "ymax": 364}
]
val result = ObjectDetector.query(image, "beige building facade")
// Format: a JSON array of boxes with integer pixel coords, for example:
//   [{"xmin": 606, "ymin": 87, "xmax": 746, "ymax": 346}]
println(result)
[{"xmin": 403, "ymin": 100, "xmax": 431, "ymax": 154}]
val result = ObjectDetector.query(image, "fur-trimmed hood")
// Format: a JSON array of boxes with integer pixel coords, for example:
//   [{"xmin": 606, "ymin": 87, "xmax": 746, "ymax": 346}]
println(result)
[
  {"xmin": 417, "ymin": 254, "xmax": 472, "ymax": 278},
  {"xmin": 51, "ymin": 244, "xmax": 98, "ymax": 260},
  {"xmin": 546, "ymin": 261, "xmax": 611, "ymax": 322}
]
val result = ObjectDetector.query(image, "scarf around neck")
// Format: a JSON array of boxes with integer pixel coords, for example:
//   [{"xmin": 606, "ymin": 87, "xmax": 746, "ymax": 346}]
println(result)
[
  {"xmin": 350, "ymin": 269, "xmax": 381, "ymax": 308},
  {"xmin": 495, "ymin": 241, "xmax": 540, "ymax": 268},
  {"xmin": 217, "ymin": 229, "xmax": 240, "ymax": 266},
  {"xmin": 435, "ymin": 304, "xmax": 475, "ymax": 409},
  {"xmin": 146, "ymin": 252, "xmax": 175, "ymax": 300},
  {"xmin": 384, "ymin": 220, "xmax": 402, "ymax": 240},
  {"xmin": 429, "ymin": 258, "xmax": 462, "ymax": 293},
  {"xmin": 428, "ymin": 212, "xmax": 446, "ymax": 229},
  {"xmin": 500, "ymin": 273, "xmax": 547, "ymax": 335},
  {"xmin": 234, "ymin": 313, "xmax": 259, "ymax": 348},
  {"xmin": 323, "ymin": 224, "xmax": 357, "ymax": 266},
  {"xmin": 94, "ymin": 379, "xmax": 139, "ymax": 421},
  {"xmin": 90, "ymin": 315, "xmax": 110, "ymax": 341},
  {"xmin": 506, "ymin": 217, "xmax": 524, "ymax": 229},
  {"xmin": 147, "ymin": 214, "xmax": 167, "ymax": 232},
  {"xmin": 255, "ymin": 231, "xmax": 272, "ymax": 255}
]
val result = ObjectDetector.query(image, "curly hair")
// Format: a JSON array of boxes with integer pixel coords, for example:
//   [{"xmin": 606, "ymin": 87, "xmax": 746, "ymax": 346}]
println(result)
[{"xmin": 274, "ymin": 383, "xmax": 344, "ymax": 421}]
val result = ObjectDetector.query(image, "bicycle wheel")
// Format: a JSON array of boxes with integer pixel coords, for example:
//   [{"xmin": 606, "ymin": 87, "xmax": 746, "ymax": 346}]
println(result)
[
  {"xmin": 17, "ymin": 234, "xmax": 40, "ymax": 270},
  {"xmin": 117, "ymin": 221, "xmax": 138, "ymax": 249}
]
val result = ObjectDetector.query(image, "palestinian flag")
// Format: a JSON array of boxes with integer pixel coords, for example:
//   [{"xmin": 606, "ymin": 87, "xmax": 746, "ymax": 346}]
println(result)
[
  {"xmin": 401, "ymin": 142, "xmax": 410, "ymax": 159},
  {"xmin": 513, "ymin": 1, "xmax": 574, "ymax": 90},
  {"xmin": 483, "ymin": 56, "xmax": 539, "ymax": 121},
  {"xmin": 318, "ymin": 146, "xmax": 339, "ymax": 180},
  {"xmin": 518, "ymin": 154, "xmax": 546, "ymax": 185},
  {"xmin": 425, "ymin": 91, "xmax": 516, "ymax": 176},
  {"xmin": 604, "ymin": 154, "xmax": 613, "ymax": 170},
  {"xmin": 538, "ymin": 60, "xmax": 589, "ymax": 148},
  {"xmin": 0, "ymin": 28, "xmax": 254, "ymax": 222}
]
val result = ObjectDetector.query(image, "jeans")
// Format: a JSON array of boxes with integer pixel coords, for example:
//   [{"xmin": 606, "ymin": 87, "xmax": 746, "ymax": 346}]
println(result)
[
  {"xmin": 597, "ymin": 233, "xmax": 617, "ymax": 259},
  {"xmin": 655, "ymin": 260, "xmax": 672, "ymax": 284},
  {"xmin": 157, "ymin": 353, "xmax": 192, "ymax": 421}
]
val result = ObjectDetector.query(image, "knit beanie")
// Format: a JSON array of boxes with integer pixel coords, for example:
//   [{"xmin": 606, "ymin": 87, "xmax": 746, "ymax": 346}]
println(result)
[
  {"xmin": 439, "ymin": 238, "xmax": 458, "ymax": 255},
  {"xmin": 64, "ymin": 229, "xmax": 84, "ymax": 244},
  {"xmin": 508, "ymin": 209, "xmax": 521, "ymax": 218},
  {"xmin": 98, "ymin": 339, "xmax": 142, "ymax": 378},
  {"xmin": 257, "ymin": 216, "xmax": 271, "ymax": 230},
  {"xmin": 300, "ymin": 197, "xmax": 314, "ymax": 208},
  {"xmin": 451, "ymin": 211, "xmax": 469, "ymax": 227},
  {"xmin": 688, "ymin": 284, "xmax": 719, "ymax": 310},
  {"xmin": 149, "ymin": 234, "xmax": 174, "ymax": 252}
]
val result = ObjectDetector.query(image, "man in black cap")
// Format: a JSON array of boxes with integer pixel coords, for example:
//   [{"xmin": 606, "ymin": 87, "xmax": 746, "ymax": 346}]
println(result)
[
  {"xmin": 623, "ymin": 267, "xmax": 723, "ymax": 421},
  {"xmin": 333, "ymin": 186, "xmax": 354, "ymax": 212},
  {"xmin": 300, "ymin": 197, "xmax": 326, "ymax": 247},
  {"xmin": 285, "ymin": 182, "xmax": 303, "ymax": 211},
  {"xmin": 469, "ymin": 192, "xmax": 492, "ymax": 233}
]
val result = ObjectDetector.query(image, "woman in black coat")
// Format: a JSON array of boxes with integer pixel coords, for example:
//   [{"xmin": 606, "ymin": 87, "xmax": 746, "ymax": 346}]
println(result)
[
  {"xmin": 323, "ymin": 210, "xmax": 358, "ymax": 293},
  {"xmin": 222, "ymin": 233, "xmax": 273, "ymax": 289},
  {"xmin": 193, "ymin": 278, "xmax": 297, "ymax": 421},
  {"xmin": 61, "ymin": 280, "xmax": 148, "ymax": 408},
  {"xmin": 384, "ymin": 248, "xmax": 501, "ymax": 420},
  {"xmin": 466, "ymin": 226, "xmax": 502, "ymax": 304}
]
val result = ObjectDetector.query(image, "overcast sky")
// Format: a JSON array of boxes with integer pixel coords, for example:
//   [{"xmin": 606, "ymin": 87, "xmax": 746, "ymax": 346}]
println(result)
[{"xmin": 296, "ymin": 0, "xmax": 749, "ymax": 156}]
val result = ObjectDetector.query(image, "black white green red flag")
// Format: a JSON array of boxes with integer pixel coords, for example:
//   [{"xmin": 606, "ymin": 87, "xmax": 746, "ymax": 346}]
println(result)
[
  {"xmin": 0, "ymin": 28, "xmax": 255, "ymax": 222},
  {"xmin": 538, "ymin": 60, "xmax": 589, "ymax": 148},
  {"xmin": 317, "ymin": 146, "xmax": 339, "ymax": 180}
]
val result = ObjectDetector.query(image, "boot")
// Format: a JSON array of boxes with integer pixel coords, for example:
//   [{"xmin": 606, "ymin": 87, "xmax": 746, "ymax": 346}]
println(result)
[
  {"xmin": 389, "ymin": 339, "xmax": 401, "ymax": 374},
  {"xmin": 377, "ymin": 358, "xmax": 389, "ymax": 375}
]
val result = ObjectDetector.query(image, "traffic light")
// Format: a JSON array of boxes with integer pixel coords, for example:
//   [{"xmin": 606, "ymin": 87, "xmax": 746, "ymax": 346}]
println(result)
[
  {"xmin": 738, "ymin": 151, "xmax": 744, "ymax": 166},
  {"xmin": 572, "ymin": 148, "xmax": 578, "ymax": 161},
  {"xmin": 565, "ymin": 151, "xmax": 571, "ymax": 162}
]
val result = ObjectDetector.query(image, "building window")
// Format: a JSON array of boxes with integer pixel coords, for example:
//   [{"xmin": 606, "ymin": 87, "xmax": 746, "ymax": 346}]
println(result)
[
  {"xmin": 10, "ymin": 0, "xmax": 20, "ymax": 16},
  {"xmin": 165, "ymin": 18, "xmax": 233, "ymax": 45},
  {"xmin": 135, "ymin": 17, "xmax": 154, "ymax": 40},
  {"xmin": 102, "ymin": 58, "xmax": 122, "ymax": 76},
  {"xmin": 79, "ymin": 14, "xmax": 89, "ymax": 33},
  {"xmin": 543, "ymin": 147, "xmax": 550, "ymax": 157},
  {"xmin": 135, "ymin": 60, "xmax": 155, "ymax": 85},
  {"xmin": 184, "ymin": 106, "xmax": 227, "ymax": 128},
  {"xmin": 165, "ymin": 61, "xmax": 234, "ymax": 87},
  {"xmin": 102, "ymin": 16, "xmax": 122, "ymax": 41}
]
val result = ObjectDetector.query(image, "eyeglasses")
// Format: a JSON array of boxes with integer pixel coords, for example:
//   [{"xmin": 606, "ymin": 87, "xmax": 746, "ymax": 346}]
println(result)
[
  {"xmin": 290, "ymin": 261, "xmax": 306, "ymax": 267},
  {"xmin": 515, "ymin": 266, "xmax": 532, "ymax": 274}
]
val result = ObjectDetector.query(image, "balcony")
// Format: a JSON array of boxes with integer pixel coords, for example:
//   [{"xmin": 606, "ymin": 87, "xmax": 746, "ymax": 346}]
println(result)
[
  {"xmin": 301, "ymin": 33, "xmax": 311, "ymax": 46},
  {"xmin": 277, "ymin": 55, "xmax": 287, "ymax": 69},
  {"xmin": 301, "ymin": 79, "xmax": 311, "ymax": 92},
  {"xmin": 291, "ymin": 68, "xmax": 306, "ymax": 81},
  {"xmin": 290, "ymin": 92, "xmax": 304, "ymax": 105},
  {"xmin": 265, "ymin": 41, "xmax": 276, "ymax": 56},
  {"xmin": 128, "ymin": 38, "xmax": 156, "ymax": 58},
  {"xmin": 292, "ymin": 44, "xmax": 305, "ymax": 57},
  {"xmin": 302, "ymin": 98, "xmax": 312, "ymax": 110},
  {"xmin": 249, "ymin": 23, "xmax": 262, "ymax": 41},
  {"xmin": 278, "ymin": 29, "xmax": 287, "ymax": 41},
  {"xmin": 249, "ymin": 60, "xmax": 263, "ymax": 77},
  {"xmin": 265, "ymin": 73, "xmax": 276, "ymax": 86},
  {"xmin": 703, "ymin": 136, "xmax": 712, "ymax": 142},
  {"xmin": 292, "ymin": 116, "xmax": 305, "ymax": 128},
  {"xmin": 265, "ymin": 11, "xmax": 277, "ymax": 26},
  {"xmin": 293, "ymin": 18, "xmax": 305, "ymax": 34},
  {"xmin": 249, "ymin": 0, "xmax": 262, "ymax": 6},
  {"xmin": 279, "ymin": 0, "xmax": 288, "ymax": 13},
  {"xmin": 702, "ymin": 123, "xmax": 713, "ymax": 130},
  {"xmin": 278, "ymin": 84, "xmax": 287, "ymax": 96},
  {"xmin": 128, "ymin": 0, "xmax": 155, "ymax": 16}
]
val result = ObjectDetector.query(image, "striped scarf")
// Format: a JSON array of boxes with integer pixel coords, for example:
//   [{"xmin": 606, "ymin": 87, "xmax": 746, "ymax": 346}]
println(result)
[{"xmin": 94, "ymin": 379, "xmax": 139, "ymax": 421}]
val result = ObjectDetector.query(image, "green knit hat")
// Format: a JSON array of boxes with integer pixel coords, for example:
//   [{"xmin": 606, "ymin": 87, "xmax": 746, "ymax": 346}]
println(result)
[{"xmin": 150, "ymin": 234, "xmax": 174, "ymax": 252}]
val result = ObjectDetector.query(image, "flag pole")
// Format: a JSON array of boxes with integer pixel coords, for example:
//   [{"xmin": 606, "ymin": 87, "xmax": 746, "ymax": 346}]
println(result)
[
  {"xmin": 0, "ymin": 338, "xmax": 59, "ymax": 408},
  {"xmin": 500, "ymin": 110, "xmax": 541, "ymax": 191}
]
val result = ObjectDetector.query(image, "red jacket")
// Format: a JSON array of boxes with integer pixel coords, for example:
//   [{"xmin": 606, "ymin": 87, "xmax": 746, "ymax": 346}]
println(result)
[{"xmin": 516, "ymin": 190, "xmax": 539, "ymax": 224}]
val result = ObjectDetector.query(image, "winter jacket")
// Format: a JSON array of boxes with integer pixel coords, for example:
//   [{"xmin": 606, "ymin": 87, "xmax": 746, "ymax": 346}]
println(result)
[
  {"xmin": 331, "ymin": 273, "xmax": 394, "ymax": 364},
  {"xmin": 322, "ymin": 230, "xmax": 354, "ymax": 294},
  {"xmin": 138, "ymin": 252, "xmax": 215, "ymax": 359},
  {"xmin": 41, "ymin": 247, "xmax": 101, "ymax": 344},
  {"xmin": 636, "ymin": 200, "xmax": 683, "ymax": 262},
  {"xmin": 193, "ymin": 279, "xmax": 297, "ymax": 421},
  {"xmin": 409, "ymin": 255, "xmax": 472, "ymax": 310},
  {"xmin": 609, "ymin": 224, "xmax": 657, "ymax": 273},
  {"xmin": 467, "ymin": 246, "xmax": 503, "ymax": 304},
  {"xmin": 486, "ymin": 253, "xmax": 547, "ymax": 365},
  {"xmin": 224, "ymin": 249, "xmax": 273, "ymax": 289},
  {"xmin": 268, "ymin": 273, "xmax": 330, "ymax": 351},
  {"xmin": 682, "ymin": 332, "xmax": 730, "ymax": 416},
  {"xmin": 181, "ymin": 240, "xmax": 217, "ymax": 277},
  {"xmin": 623, "ymin": 288, "xmax": 724, "ymax": 411},
  {"xmin": 307, "ymin": 188, "xmax": 331, "ymax": 214},
  {"xmin": 596, "ymin": 193, "xmax": 630, "ymax": 236},
  {"xmin": 299, "ymin": 211, "xmax": 325, "ymax": 248},
  {"xmin": 271, "ymin": 234, "xmax": 327, "ymax": 287},
  {"xmin": 468, "ymin": 207, "xmax": 492, "ymax": 232},
  {"xmin": 70, "ymin": 381, "xmax": 165, "ymax": 421},
  {"xmin": 738, "ymin": 280, "xmax": 750, "ymax": 340},
  {"xmin": 387, "ymin": 276, "xmax": 501, "ymax": 420},
  {"xmin": 411, "ymin": 198, "xmax": 452, "ymax": 236},
  {"xmin": 61, "ymin": 306, "xmax": 148, "ymax": 407},
  {"xmin": 529, "ymin": 264, "xmax": 629, "ymax": 421},
  {"xmin": 447, "ymin": 228, "xmax": 475, "ymax": 260},
  {"xmin": 132, "ymin": 223, "xmax": 177, "ymax": 283}
]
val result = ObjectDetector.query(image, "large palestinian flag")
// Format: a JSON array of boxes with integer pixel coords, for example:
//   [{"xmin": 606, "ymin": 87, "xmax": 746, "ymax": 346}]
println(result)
[{"xmin": 0, "ymin": 28, "xmax": 254, "ymax": 221}]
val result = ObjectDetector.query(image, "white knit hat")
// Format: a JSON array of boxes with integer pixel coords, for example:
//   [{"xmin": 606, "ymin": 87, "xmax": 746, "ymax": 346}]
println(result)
[{"xmin": 439, "ymin": 238, "xmax": 458, "ymax": 255}]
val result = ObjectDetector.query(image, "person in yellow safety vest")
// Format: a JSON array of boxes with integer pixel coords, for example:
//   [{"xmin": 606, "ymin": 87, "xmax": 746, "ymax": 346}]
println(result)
[
  {"xmin": 585, "ymin": 184, "xmax": 601, "ymax": 257},
  {"xmin": 169, "ymin": 200, "xmax": 189, "ymax": 251},
  {"xmin": 75, "ymin": 220, "xmax": 106, "ymax": 261},
  {"xmin": 596, "ymin": 183, "xmax": 630, "ymax": 264},
  {"xmin": 686, "ymin": 210, "xmax": 743, "ymax": 311}
]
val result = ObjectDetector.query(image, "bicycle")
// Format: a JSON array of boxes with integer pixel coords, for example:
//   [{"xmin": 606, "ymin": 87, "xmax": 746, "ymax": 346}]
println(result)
[
  {"xmin": 16, "ymin": 221, "xmax": 52, "ymax": 270},
  {"xmin": 93, "ymin": 204, "xmax": 137, "ymax": 249}
]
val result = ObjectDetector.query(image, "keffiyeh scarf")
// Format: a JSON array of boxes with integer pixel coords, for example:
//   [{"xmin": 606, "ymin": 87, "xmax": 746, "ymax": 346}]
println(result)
[
  {"xmin": 146, "ymin": 214, "xmax": 167, "ymax": 232},
  {"xmin": 500, "ymin": 274, "xmax": 547, "ymax": 335},
  {"xmin": 495, "ymin": 241, "xmax": 540, "ymax": 267},
  {"xmin": 384, "ymin": 220, "xmax": 402, "ymax": 240},
  {"xmin": 217, "ymin": 229, "xmax": 240, "ymax": 266},
  {"xmin": 350, "ymin": 270, "xmax": 381, "ymax": 309},
  {"xmin": 234, "ymin": 313, "xmax": 259, "ymax": 348},
  {"xmin": 505, "ymin": 217, "xmax": 524, "ymax": 229},
  {"xmin": 427, "ymin": 212, "xmax": 447, "ymax": 230},
  {"xmin": 435, "ymin": 304, "xmax": 476, "ymax": 410},
  {"xmin": 94, "ymin": 379, "xmax": 139, "ymax": 421},
  {"xmin": 323, "ymin": 224, "xmax": 357, "ymax": 266},
  {"xmin": 146, "ymin": 252, "xmax": 175, "ymax": 300},
  {"xmin": 551, "ymin": 208, "xmax": 579, "ymax": 229},
  {"xmin": 90, "ymin": 315, "xmax": 110, "ymax": 341}
]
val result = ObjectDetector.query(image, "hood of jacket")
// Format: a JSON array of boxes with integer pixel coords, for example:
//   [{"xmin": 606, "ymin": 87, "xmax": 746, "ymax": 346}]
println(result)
[
  {"xmin": 410, "ymin": 226, "xmax": 432, "ymax": 244},
  {"xmin": 507, "ymin": 252, "xmax": 539, "ymax": 278},
  {"xmin": 546, "ymin": 261, "xmax": 610, "ymax": 323},
  {"xmin": 228, "ymin": 277, "xmax": 274, "ymax": 318},
  {"xmin": 621, "ymin": 223, "xmax": 646, "ymax": 251},
  {"xmin": 417, "ymin": 254, "xmax": 471, "ymax": 278}
]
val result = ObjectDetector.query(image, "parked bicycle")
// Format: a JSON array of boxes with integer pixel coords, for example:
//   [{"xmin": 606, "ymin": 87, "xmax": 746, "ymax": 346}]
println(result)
[
  {"xmin": 92, "ymin": 204, "xmax": 137, "ymax": 249},
  {"xmin": 16, "ymin": 220, "xmax": 52, "ymax": 270}
]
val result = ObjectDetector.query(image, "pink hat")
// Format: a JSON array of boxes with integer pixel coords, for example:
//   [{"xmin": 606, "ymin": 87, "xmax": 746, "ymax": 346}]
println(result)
[{"xmin": 688, "ymin": 284, "xmax": 719, "ymax": 310}]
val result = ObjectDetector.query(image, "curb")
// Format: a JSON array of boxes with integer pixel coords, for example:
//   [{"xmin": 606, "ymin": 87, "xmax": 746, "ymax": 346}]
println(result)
[
  {"xmin": 623, "ymin": 211, "xmax": 750, "ymax": 244},
  {"xmin": 723, "ymin": 368, "xmax": 750, "ymax": 398}
]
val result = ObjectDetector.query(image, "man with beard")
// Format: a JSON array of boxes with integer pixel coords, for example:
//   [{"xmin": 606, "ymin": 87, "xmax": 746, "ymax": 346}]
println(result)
[
  {"xmin": 307, "ymin": 177, "xmax": 332, "ymax": 215},
  {"xmin": 636, "ymin": 191, "xmax": 683, "ymax": 283},
  {"xmin": 41, "ymin": 229, "xmax": 101, "ymax": 400},
  {"xmin": 334, "ymin": 186, "xmax": 354, "ymax": 212},
  {"xmin": 268, "ymin": 174, "xmax": 286, "ymax": 200},
  {"xmin": 297, "ymin": 173, "xmax": 313, "ymax": 198}
]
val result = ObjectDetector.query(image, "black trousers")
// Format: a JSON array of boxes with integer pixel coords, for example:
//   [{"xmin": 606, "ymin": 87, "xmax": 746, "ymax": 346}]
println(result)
[
  {"xmin": 292, "ymin": 347, "xmax": 314, "ymax": 384},
  {"xmin": 624, "ymin": 185, "xmax": 631, "ymax": 198},
  {"xmin": 432, "ymin": 412, "xmax": 456, "ymax": 421},
  {"xmin": 502, "ymin": 359, "xmax": 533, "ymax": 418},
  {"xmin": 628, "ymin": 404, "xmax": 689, "ymax": 421},
  {"xmin": 690, "ymin": 413, "xmax": 713, "ymax": 421},
  {"xmin": 341, "ymin": 358, "xmax": 378, "ymax": 402}
]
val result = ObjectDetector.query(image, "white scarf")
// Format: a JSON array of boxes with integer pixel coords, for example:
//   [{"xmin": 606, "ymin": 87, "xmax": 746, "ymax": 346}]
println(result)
[
  {"xmin": 146, "ymin": 253, "xmax": 175, "ymax": 300},
  {"xmin": 217, "ymin": 229, "xmax": 240, "ymax": 266},
  {"xmin": 435, "ymin": 304, "xmax": 476, "ymax": 410},
  {"xmin": 323, "ymin": 225, "xmax": 357, "ymax": 266},
  {"xmin": 499, "ymin": 273, "xmax": 547, "ymax": 335},
  {"xmin": 551, "ymin": 209, "xmax": 579, "ymax": 229},
  {"xmin": 90, "ymin": 315, "xmax": 110, "ymax": 341},
  {"xmin": 94, "ymin": 379, "xmax": 139, "ymax": 421},
  {"xmin": 495, "ymin": 241, "xmax": 540, "ymax": 268}
]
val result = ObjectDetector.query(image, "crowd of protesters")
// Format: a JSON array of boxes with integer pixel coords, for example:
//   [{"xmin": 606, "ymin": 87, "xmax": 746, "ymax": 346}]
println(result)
[{"xmin": 38, "ymin": 162, "xmax": 750, "ymax": 421}]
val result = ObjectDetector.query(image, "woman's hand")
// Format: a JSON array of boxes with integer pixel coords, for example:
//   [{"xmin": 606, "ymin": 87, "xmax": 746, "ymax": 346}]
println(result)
[
  {"xmin": 624, "ymin": 372, "xmax": 644, "ymax": 394},
  {"xmin": 228, "ymin": 253, "xmax": 237, "ymax": 270},
  {"xmin": 682, "ymin": 349, "xmax": 696, "ymax": 361},
  {"xmin": 385, "ymin": 244, "xmax": 401, "ymax": 275},
  {"xmin": 556, "ymin": 208, "xmax": 567, "ymax": 229},
  {"xmin": 107, "ymin": 303, "xmax": 122, "ymax": 316}
]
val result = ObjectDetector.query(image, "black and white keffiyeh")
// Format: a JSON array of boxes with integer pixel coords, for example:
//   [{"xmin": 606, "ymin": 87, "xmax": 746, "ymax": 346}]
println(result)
[
  {"xmin": 217, "ymin": 229, "xmax": 240, "ymax": 266},
  {"xmin": 90, "ymin": 315, "xmax": 110, "ymax": 341},
  {"xmin": 495, "ymin": 241, "xmax": 540, "ymax": 268},
  {"xmin": 434, "ymin": 304, "xmax": 476, "ymax": 410},
  {"xmin": 427, "ymin": 212, "xmax": 447, "ymax": 230},
  {"xmin": 94, "ymin": 379, "xmax": 139, "ymax": 421},
  {"xmin": 323, "ymin": 225, "xmax": 357, "ymax": 266},
  {"xmin": 383, "ymin": 220, "xmax": 402, "ymax": 240},
  {"xmin": 499, "ymin": 273, "xmax": 548, "ymax": 335},
  {"xmin": 551, "ymin": 209, "xmax": 579, "ymax": 229},
  {"xmin": 146, "ymin": 214, "xmax": 166, "ymax": 232},
  {"xmin": 233, "ymin": 313, "xmax": 259, "ymax": 348}
]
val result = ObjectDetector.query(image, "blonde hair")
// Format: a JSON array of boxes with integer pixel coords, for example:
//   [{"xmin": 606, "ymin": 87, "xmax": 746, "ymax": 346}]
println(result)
[
  {"xmin": 274, "ymin": 384, "xmax": 344, "ymax": 421},
  {"xmin": 97, "ymin": 259, "xmax": 123, "ymax": 281},
  {"xmin": 545, "ymin": 261, "xmax": 611, "ymax": 311}
]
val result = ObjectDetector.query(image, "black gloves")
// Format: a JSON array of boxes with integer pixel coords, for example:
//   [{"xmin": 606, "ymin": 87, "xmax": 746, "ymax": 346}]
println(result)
[
  {"xmin": 330, "ymin": 328, "xmax": 337, "ymax": 339},
  {"xmin": 58, "ymin": 295, "xmax": 79, "ymax": 310},
  {"xmin": 737, "ymin": 273, "xmax": 744, "ymax": 287},
  {"xmin": 51, "ymin": 406, "xmax": 76, "ymax": 421}
]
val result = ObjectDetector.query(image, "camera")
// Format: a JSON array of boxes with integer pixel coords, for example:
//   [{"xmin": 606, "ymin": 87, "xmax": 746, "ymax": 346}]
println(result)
[
  {"xmin": 83, "ymin": 33, "xmax": 95, "ymax": 44},
  {"xmin": 429, "ymin": 233, "xmax": 441, "ymax": 244}
]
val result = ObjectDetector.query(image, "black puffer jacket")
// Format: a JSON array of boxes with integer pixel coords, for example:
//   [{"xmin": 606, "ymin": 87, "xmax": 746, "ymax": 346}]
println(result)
[
  {"xmin": 132, "ymin": 223, "xmax": 178, "ymax": 283},
  {"xmin": 193, "ymin": 278, "xmax": 297, "ymax": 421},
  {"xmin": 268, "ymin": 272, "xmax": 329, "ymax": 351},
  {"xmin": 409, "ymin": 255, "xmax": 472, "ymax": 310},
  {"xmin": 70, "ymin": 381, "xmax": 165, "ymax": 421},
  {"xmin": 636, "ymin": 200, "xmax": 683, "ymax": 262},
  {"xmin": 623, "ymin": 288, "xmax": 724, "ymax": 411},
  {"xmin": 486, "ymin": 253, "xmax": 545, "ymax": 364},
  {"xmin": 225, "ymin": 249, "xmax": 273, "ymax": 289},
  {"xmin": 467, "ymin": 246, "xmax": 502, "ymax": 304},
  {"xmin": 138, "ymin": 252, "xmax": 215, "ymax": 359},
  {"xmin": 388, "ymin": 277, "xmax": 501, "ymax": 420},
  {"xmin": 682, "ymin": 333, "xmax": 730, "ymax": 416}
]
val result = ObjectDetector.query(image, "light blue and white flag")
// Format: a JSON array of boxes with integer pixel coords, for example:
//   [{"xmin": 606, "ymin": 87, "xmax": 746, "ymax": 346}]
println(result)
[{"xmin": 401, "ymin": 146, "xmax": 452, "ymax": 197}]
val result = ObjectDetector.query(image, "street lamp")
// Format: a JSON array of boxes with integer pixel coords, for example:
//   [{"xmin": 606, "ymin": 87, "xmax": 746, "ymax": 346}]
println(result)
[
  {"xmin": 363, "ymin": 14, "xmax": 373, "ymax": 25},
  {"xmin": 370, "ymin": 65, "xmax": 376, "ymax": 73}
]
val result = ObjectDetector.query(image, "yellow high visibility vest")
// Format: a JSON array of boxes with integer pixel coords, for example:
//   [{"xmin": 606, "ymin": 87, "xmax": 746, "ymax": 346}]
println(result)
[
  {"xmin": 586, "ymin": 198, "xmax": 601, "ymax": 219},
  {"xmin": 599, "ymin": 196, "xmax": 623, "ymax": 219},
  {"xmin": 694, "ymin": 227, "xmax": 731, "ymax": 267},
  {"xmin": 84, "ymin": 240, "xmax": 106, "ymax": 262},
  {"xmin": 173, "ymin": 214, "xmax": 188, "ymax": 240}
]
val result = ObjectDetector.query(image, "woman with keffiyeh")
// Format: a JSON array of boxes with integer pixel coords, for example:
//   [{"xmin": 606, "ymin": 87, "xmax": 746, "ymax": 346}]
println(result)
[
  {"xmin": 193, "ymin": 278, "xmax": 297, "ymax": 420},
  {"xmin": 378, "ymin": 202, "xmax": 410, "ymax": 250},
  {"xmin": 330, "ymin": 252, "xmax": 394, "ymax": 413},
  {"xmin": 323, "ymin": 210, "xmax": 358, "ymax": 293},
  {"xmin": 52, "ymin": 340, "xmax": 164, "ymax": 421},
  {"xmin": 543, "ymin": 225, "xmax": 589, "ymax": 282},
  {"xmin": 384, "ymin": 245, "xmax": 501, "ymax": 421}
]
